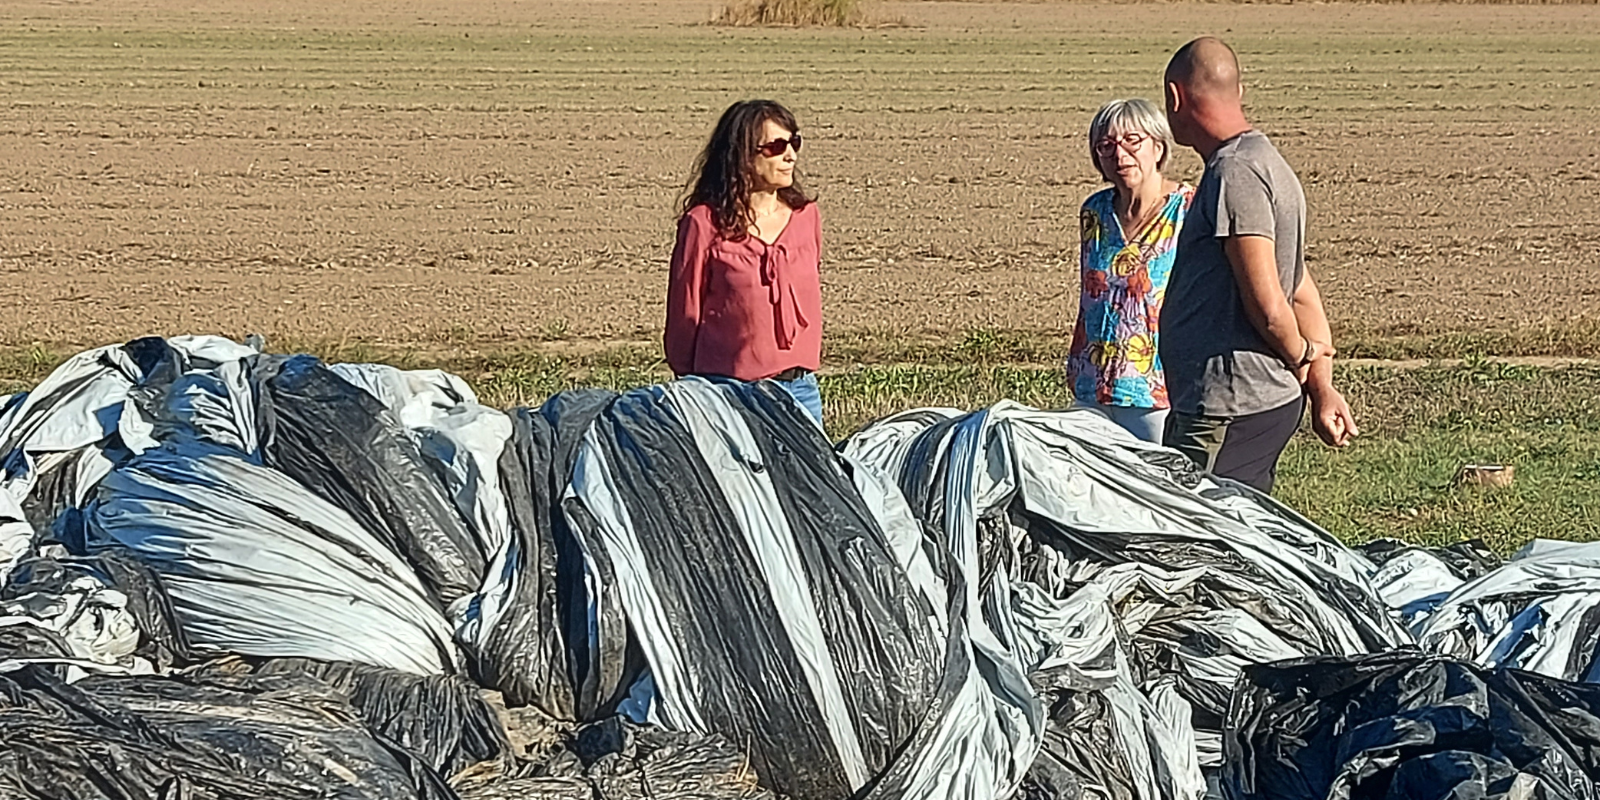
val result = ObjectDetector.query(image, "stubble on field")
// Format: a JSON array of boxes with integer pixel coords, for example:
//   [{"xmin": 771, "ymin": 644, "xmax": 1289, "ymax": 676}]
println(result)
[{"xmin": 0, "ymin": 0, "xmax": 1596, "ymax": 356}]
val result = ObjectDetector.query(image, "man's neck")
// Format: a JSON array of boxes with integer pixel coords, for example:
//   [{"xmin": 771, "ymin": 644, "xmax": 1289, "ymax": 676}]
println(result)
[{"xmin": 1196, "ymin": 121, "xmax": 1253, "ymax": 160}]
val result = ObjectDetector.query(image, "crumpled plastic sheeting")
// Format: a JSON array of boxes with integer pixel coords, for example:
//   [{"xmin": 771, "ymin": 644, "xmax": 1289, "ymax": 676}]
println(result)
[
  {"xmin": 1361, "ymin": 538, "xmax": 1501, "ymax": 628},
  {"xmin": 0, "ymin": 565, "xmax": 139, "ymax": 672},
  {"xmin": 0, "ymin": 342, "xmax": 151, "ymax": 495},
  {"xmin": 561, "ymin": 378, "xmax": 1041, "ymax": 800},
  {"xmin": 1223, "ymin": 653, "xmax": 1600, "ymax": 800},
  {"xmin": 1414, "ymin": 539, "xmax": 1600, "ymax": 683},
  {"xmin": 0, "ymin": 662, "xmax": 460, "ymax": 800},
  {"xmin": 0, "ymin": 550, "xmax": 188, "ymax": 674},
  {"xmin": 22, "ymin": 336, "xmax": 1600, "ymax": 800},
  {"xmin": 1361, "ymin": 538, "xmax": 1501, "ymax": 583},
  {"xmin": 0, "ymin": 491, "xmax": 31, "ymax": 593},
  {"xmin": 254, "ymin": 355, "xmax": 486, "ymax": 605},
  {"xmin": 0, "ymin": 651, "xmax": 771, "ymax": 800},
  {"xmin": 192, "ymin": 657, "xmax": 514, "ymax": 780},
  {"xmin": 52, "ymin": 345, "xmax": 514, "ymax": 676},
  {"xmin": 0, "ymin": 339, "xmax": 261, "ymax": 502},
  {"xmin": 841, "ymin": 403, "xmax": 1411, "ymax": 797},
  {"xmin": 329, "ymin": 363, "xmax": 515, "ymax": 570},
  {"xmin": 0, "ymin": 336, "xmax": 264, "ymax": 582},
  {"xmin": 0, "ymin": 342, "xmax": 151, "ymax": 580},
  {"xmin": 454, "ymin": 392, "xmax": 615, "ymax": 721},
  {"xmin": 84, "ymin": 439, "xmax": 460, "ymax": 675},
  {"xmin": 1, "ymin": 340, "xmax": 1038, "ymax": 799},
  {"xmin": 5, "ymin": 342, "xmax": 517, "ymax": 679},
  {"xmin": 1017, "ymin": 579, "xmax": 1204, "ymax": 800},
  {"xmin": 456, "ymin": 716, "xmax": 777, "ymax": 800},
  {"xmin": 3, "ymin": 341, "xmax": 1049, "ymax": 799}
]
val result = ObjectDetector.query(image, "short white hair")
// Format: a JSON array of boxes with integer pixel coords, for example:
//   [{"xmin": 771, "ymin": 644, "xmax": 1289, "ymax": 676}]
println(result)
[{"xmin": 1088, "ymin": 98, "xmax": 1174, "ymax": 181}]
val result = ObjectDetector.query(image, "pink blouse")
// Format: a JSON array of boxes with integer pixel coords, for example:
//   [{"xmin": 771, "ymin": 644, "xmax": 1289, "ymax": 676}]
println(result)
[{"xmin": 664, "ymin": 203, "xmax": 823, "ymax": 381}]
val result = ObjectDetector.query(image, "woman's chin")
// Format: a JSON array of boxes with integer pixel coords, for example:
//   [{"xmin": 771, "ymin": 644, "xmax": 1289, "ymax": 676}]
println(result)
[{"xmin": 1110, "ymin": 175, "xmax": 1145, "ymax": 193}]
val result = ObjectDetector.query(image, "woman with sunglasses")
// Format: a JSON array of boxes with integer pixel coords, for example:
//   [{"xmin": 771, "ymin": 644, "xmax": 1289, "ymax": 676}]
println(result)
[
  {"xmin": 666, "ymin": 99, "xmax": 825, "ymax": 425},
  {"xmin": 1065, "ymin": 98, "xmax": 1196, "ymax": 443}
]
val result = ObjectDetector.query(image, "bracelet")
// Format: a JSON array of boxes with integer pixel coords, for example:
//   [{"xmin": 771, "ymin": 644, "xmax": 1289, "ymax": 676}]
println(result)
[{"xmin": 1286, "ymin": 338, "xmax": 1313, "ymax": 370}]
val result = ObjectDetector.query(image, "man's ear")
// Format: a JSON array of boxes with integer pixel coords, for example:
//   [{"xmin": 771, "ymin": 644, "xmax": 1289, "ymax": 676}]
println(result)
[{"xmin": 1165, "ymin": 81, "xmax": 1182, "ymax": 115}]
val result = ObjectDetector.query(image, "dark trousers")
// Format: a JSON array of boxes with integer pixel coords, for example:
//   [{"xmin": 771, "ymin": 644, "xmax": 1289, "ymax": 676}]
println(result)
[{"xmin": 1163, "ymin": 395, "xmax": 1306, "ymax": 493}]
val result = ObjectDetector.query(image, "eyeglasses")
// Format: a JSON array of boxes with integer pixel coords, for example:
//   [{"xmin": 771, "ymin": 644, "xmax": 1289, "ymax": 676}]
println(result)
[
  {"xmin": 1093, "ymin": 131, "xmax": 1149, "ymax": 156},
  {"xmin": 756, "ymin": 133, "xmax": 803, "ymax": 158}
]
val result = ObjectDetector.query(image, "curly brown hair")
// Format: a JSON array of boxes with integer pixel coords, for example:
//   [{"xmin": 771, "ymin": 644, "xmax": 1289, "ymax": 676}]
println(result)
[{"xmin": 680, "ymin": 99, "xmax": 812, "ymax": 241}]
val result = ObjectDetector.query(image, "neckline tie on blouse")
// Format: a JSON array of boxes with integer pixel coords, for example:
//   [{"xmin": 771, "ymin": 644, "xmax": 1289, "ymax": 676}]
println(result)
[{"xmin": 759, "ymin": 241, "xmax": 808, "ymax": 351}]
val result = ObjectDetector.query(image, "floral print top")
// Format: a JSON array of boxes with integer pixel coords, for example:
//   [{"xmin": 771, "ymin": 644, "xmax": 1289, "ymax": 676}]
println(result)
[{"xmin": 1066, "ymin": 183, "xmax": 1195, "ymax": 409}]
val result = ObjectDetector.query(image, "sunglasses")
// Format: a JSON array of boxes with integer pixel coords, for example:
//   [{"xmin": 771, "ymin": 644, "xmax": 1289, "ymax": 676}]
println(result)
[
  {"xmin": 1093, "ymin": 131, "xmax": 1149, "ymax": 156},
  {"xmin": 755, "ymin": 133, "xmax": 803, "ymax": 158}
]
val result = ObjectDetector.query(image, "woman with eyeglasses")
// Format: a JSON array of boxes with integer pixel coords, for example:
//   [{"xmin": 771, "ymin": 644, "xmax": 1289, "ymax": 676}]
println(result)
[
  {"xmin": 666, "ymin": 99, "xmax": 825, "ymax": 425},
  {"xmin": 1065, "ymin": 98, "xmax": 1196, "ymax": 442}
]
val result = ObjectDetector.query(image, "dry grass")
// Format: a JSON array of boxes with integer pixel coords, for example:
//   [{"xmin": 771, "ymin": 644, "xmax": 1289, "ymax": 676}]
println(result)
[
  {"xmin": 1307, "ymin": 0, "xmax": 1598, "ymax": 4},
  {"xmin": 958, "ymin": 0, "xmax": 1600, "ymax": 3},
  {"xmin": 713, "ymin": 0, "xmax": 864, "ymax": 26}
]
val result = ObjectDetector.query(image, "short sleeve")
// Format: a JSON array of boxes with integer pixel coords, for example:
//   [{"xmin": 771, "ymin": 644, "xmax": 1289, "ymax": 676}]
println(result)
[
  {"xmin": 1212, "ymin": 158, "xmax": 1276, "ymax": 240},
  {"xmin": 1079, "ymin": 190, "xmax": 1110, "ymax": 271}
]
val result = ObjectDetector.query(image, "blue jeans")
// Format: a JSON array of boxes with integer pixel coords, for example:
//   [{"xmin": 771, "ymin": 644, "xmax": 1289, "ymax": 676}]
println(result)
[
  {"xmin": 775, "ymin": 372, "xmax": 824, "ymax": 427},
  {"xmin": 1075, "ymin": 400, "xmax": 1169, "ymax": 444}
]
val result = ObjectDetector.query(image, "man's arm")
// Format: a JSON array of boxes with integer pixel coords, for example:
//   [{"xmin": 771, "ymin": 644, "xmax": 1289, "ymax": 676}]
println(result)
[
  {"xmin": 1223, "ymin": 235, "xmax": 1332, "ymax": 368},
  {"xmin": 1292, "ymin": 271, "xmax": 1358, "ymax": 447}
]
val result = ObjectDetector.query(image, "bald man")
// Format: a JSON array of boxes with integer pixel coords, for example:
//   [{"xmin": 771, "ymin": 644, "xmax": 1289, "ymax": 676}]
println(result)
[{"xmin": 1157, "ymin": 37, "xmax": 1357, "ymax": 493}]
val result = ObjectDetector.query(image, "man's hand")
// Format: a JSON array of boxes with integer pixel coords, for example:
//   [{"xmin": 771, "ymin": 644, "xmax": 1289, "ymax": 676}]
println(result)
[
  {"xmin": 1301, "ymin": 348, "xmax": 1357, "ymax": 447},
  {"xmin": 1304, "ymin": 360, "xmax": 1358, "ymax": 447},
  {"xmin": 1288, "ymin": 270, "xmax": 1353, "ymax": 445},
  {"xmin": 1310, "ymin": 389, "xmax": 1357, "ymax": 447},
  {"xmin": 1293, "ymin": 339, "xmax": 1337, "ymax": 384}
]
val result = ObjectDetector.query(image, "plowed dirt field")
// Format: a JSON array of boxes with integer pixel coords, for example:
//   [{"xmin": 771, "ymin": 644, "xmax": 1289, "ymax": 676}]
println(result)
[{"xmin": 2, "ymin": 0, "xmax": 1596, "ymax": 352}]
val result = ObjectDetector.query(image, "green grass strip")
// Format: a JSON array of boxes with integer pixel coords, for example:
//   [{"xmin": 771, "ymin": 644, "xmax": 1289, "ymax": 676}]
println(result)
[{"xmin": 2, "ymin": 342, "xmax": 1595, "ymax": 555}]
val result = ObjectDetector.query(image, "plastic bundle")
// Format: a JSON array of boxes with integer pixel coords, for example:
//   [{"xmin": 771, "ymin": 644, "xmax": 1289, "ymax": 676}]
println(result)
[
  {"xmin": 0, "ymin": 340, "xmax": 157, "ymax": 579},
  {"xmin": 559, "ymin": 378, "xmax": 1040, "ymax": 800},
  {"xmin": 0, "ymin": 663, "xmax": 460, "ymax": 800},
  {"xmin": 1224, "ymin": 653, "xmax": 1600, "ymax": 800},
  {"xmin": 1414, "ymin": 539, "xmax": 1600, "ymax": 682},
  {"xmin": 842, "ymin": 403, "xmax": 1410, "ymax": 796},
  {"xmin": 253, "ymin": 355, "xmax": 485, "ymax": 605},
  {"xmin": 1360, "ymin": 538, "xmax": 1501, "ymax": 626},
  {"xmin": 329, "ymin": 363, "xmax": 516, "ymax": 563},
  {"xmin": 0, "ymin": 550, "xmax": 189, "ymax": 671},
  {"xmin": 455, "ymin": 391, "xmax": 616, "ymax": 721},
  {"xmin": 0, "ymin": 337, "xmax": 266, "ymax": 547},
  {"xmin": 85, "ymin": 440, "xmax": 460, "ymax": 675}
]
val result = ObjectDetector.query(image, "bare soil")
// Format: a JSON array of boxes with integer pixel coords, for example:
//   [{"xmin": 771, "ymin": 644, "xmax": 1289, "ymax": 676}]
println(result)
[{"xmin": 1, "ymin": 0, "xmax": 1596, "ymax": 353}]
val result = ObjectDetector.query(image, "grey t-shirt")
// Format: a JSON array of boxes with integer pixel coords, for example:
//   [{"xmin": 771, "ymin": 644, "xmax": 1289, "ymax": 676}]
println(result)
[{"xmin": 1161, "ymin": 130, "xmax": 1306, "ymax": 417}]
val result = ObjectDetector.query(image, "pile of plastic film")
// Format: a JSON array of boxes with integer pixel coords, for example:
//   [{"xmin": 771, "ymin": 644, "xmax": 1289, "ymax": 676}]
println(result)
[
  {"xmin": 0, "ymin": 336, "xmax": 1027, "ymax": 800},
  {"xmin": 2, "ymin": 335, "xmax": 1599, "ymax": 800}
]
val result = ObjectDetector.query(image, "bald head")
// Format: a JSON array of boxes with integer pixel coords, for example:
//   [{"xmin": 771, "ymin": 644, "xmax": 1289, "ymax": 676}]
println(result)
[
  {"xmin": 1163, "ymin": 36, "xmax": 1250, "ymax": 155},
  {"xmin": 1166, "ymin": 37, "xmax": 1242, "ymax": 104}
]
